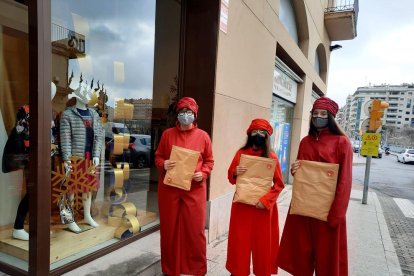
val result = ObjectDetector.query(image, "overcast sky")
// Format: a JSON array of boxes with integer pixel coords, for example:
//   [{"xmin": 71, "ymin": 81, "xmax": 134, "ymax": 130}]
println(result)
[
  {"xmin": 52, "ymin": 0, "xmax": 156, "ymax": 107},
  {"xmin": 327, "ymin": 0, "xmax": 414, "ymax": 107}
]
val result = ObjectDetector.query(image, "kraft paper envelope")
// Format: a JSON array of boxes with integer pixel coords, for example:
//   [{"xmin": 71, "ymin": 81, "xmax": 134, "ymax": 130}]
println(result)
[
  {"xmin": 233, "ymin": 154, "xmax": 276, "ymax": 205},
  {"xmin": 290, "ymin": 160, "xmax": 339, "ymax": 221},
  {"xmin": 163, "ymin": 145, "xmax": 200, "ymax": 191}
]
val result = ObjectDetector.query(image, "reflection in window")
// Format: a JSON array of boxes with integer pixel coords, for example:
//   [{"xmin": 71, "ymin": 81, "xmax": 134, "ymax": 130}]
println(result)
[
  {"xmin": 279, "ymin": 0, "xmax": 298, "ymax": 44},
  {"xmin": 51, "ymin": 0, "xmax": 180, "ymax": 269}
]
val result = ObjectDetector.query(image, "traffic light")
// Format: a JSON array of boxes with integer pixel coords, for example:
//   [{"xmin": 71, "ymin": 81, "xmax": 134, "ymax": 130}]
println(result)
[{"xmin": 368, "ymin": 100, "xmax": 389, "ymax": 131}]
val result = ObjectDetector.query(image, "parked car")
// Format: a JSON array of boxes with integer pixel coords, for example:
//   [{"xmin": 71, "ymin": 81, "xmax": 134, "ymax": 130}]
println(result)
[
  {"xmin": 130, "ymin": 134, "xmax": 151, "ymax": 169},
  {"xmin": 353, "ymin": 142, "xmax": 361, "ymax": 153},
  {"xmin": 396, "ymin": 148, "xmax": 414, "ymax": 164},
  {"xmin": 104, "ymin": 122, "xmax": 129, "ymax": 140},
  {"xmin": 377, "ymin": 147, "xmax": 383, "ymax": 158}
]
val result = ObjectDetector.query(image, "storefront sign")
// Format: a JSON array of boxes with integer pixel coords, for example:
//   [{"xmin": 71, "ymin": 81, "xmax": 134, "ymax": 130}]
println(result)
[{"xmin": 272, "ymin": 68, "xmax": 298, "ymax": 103}]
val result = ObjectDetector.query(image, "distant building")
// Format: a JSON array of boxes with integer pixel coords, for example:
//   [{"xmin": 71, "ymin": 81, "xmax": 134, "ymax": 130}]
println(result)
[{"xmin": 340, "ymin": 84, "xmax": 414, "ymax": 137}]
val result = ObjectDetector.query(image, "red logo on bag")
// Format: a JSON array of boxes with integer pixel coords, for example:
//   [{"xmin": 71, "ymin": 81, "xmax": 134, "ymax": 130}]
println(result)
[
  {"xmin": 327, "ymin": 170, "xmax": 334, "ymax": 177},
  {"xmin": 267, "ymin": 164, "xmax": 272, "ymax": 170}
]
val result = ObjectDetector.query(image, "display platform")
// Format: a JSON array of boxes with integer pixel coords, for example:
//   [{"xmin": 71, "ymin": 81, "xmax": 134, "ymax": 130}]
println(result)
[{"xmin": 0, "ymin": 209, "xmax": 157, "ymax": 263}]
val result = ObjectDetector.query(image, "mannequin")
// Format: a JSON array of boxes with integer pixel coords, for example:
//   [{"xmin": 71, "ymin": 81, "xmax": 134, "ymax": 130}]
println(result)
[
  {"xmin": 60, "ymin": 80, "xmax": 103, "ymax": 233},
  {"xmin": 7, "ymin": 83, "xmax": 56, "ymax": 241}
]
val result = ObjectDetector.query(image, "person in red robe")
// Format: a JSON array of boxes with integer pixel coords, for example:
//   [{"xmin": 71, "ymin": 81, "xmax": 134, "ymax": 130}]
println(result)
[
  {"xmin": 278, "ymin": 97, "xmax": 353, "ymax": 276},
  {"xmin": 155, "ymin": 97, "xmax": 214, "ymax": 276},
  {"xmin": 226, "ymin": 118, "xmax": 285, "ymax": 276}
]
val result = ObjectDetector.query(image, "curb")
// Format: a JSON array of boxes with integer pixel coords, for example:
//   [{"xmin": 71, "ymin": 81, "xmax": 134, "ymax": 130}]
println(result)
[{"xmin": 371, "ymin": 192, "xmax": 403, "ymax": 275}]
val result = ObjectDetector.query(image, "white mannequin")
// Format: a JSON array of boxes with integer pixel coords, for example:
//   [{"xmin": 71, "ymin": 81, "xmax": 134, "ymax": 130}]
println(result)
[
  {"xmin": 64, "ymin": 82, "xmax": 99, "ymax": 233},
  {"xmin": 12, "ymin": 82, "xmax": 57, "ymax": 241}
]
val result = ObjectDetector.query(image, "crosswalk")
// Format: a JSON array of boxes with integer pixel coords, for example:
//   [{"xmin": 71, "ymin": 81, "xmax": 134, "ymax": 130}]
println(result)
[
  {"xmin": 393, "ymin": 198, "xmax": 414, "ymax": 219},
  {"xmin": 349, "ymin": 190, "xmax": 414, "ymax": 219}
]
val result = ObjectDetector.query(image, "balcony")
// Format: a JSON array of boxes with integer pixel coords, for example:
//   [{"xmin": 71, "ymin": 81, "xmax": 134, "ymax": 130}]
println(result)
[
  {"xmin": 325, "ymin": 0, "xmax": 359, "ymax": 41},
  {"xmin": 52, "ymin": 23, "xmax": 86, "ymax": 59}
]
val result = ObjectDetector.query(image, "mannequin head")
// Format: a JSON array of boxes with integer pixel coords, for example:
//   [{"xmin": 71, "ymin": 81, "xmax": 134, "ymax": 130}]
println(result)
[{"xmin": 71, "ymin": 81, "xmax": 93, "ymax": 108}]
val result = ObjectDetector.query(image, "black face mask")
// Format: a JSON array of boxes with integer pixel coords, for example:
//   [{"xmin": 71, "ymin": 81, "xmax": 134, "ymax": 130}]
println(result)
[
  {"xmin": 312, "ymin": 117, "xmax": 329, "ymax": 129},
  {"xmin": 252, "ymin": 135, "xmax": 266, "ymax": 147}
]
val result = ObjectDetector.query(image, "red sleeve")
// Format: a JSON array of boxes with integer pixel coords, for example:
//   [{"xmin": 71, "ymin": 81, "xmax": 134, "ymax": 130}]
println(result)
[
  {"xmin": 200, "ymin": 133, "xmax": 214, "ymax": 180},
  {"xmin": 259, "ymin": 152, "xmax": 285, "ymax": 210},
  {"xmin": 327, "ymin": 136, "xmax": 353, "ymax": 227},
  {"xmin": 154, "ymin": 131, "xmax": 168, "ymax": 172},
  {"xmin": 227, "ymin": 150, "xmax": 242, "ymax": 184}
]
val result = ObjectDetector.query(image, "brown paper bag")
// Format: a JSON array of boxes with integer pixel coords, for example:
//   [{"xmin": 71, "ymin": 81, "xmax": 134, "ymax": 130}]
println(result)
[
  {"xmin": 163, "ymin": 145, "xmax": 200, "ymax": 191},
  {"xmin": 233, "ymin": 154, "xmax": 276, "ymax": 205},
  {"xmin": 290, "ymin": 160, "xmax": 339, "ymax": 221}
]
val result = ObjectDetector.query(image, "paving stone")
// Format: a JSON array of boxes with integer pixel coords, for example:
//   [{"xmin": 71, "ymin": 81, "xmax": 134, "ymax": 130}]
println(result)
[{"xmin": 378, "ymin": 194, "xmax": 414, "ymax": 275}]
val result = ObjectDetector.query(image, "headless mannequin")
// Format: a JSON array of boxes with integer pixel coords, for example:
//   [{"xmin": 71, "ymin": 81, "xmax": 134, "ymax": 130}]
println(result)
[
  {"xmin": 64, "ymin": 85, "xmax": 100, "ymax": 233},
  {"xmin": 12, "ymin": 83, "xmax": 57, "ymax": 241}
]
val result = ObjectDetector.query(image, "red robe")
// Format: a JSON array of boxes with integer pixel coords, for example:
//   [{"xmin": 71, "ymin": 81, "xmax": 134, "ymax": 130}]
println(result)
[
  {"xmin": 226, "ymin": 148, "xmax": 284, "ymax": 276},
  {"xmin": 278, "ymin": 130, "xmax": 353, "ymax": 276},
  {"xmin": 155, "ymin": 124, "xmax": 214, "ymax": 276}
]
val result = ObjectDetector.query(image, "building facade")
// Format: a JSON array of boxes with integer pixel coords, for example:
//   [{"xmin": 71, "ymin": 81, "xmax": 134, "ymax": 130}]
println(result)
[
  {"xmin": 0, "ymin": 0, "xmax": 358, "ymax": 274},
  {"xmin": 340, "ymin": 84, "xmax": 414, "ymax": 138}
]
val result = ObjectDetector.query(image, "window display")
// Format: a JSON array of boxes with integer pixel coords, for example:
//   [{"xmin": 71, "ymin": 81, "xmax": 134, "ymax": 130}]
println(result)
[{"xmin": 0, "ymin": 0, "xmax": 182, "ymax": 272}]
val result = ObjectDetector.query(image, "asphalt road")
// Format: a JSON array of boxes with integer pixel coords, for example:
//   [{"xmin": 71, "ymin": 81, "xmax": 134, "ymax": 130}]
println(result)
[{"xmin": 352, "ymin": 153, "xmax": 414, "ymax": 200}]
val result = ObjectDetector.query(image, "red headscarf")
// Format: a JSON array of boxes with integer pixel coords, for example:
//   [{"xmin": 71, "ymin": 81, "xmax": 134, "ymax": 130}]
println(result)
[
  {"xmin": 312, "ymin": 96, "xmax": 339, "ymax": 117},
  {"xmin": 246, "ymin": 118, "xmax": 273, "ymax": 135},
  {"xmin": 176, "ymin": 97, "xmax": 199, "ymax": 116}
]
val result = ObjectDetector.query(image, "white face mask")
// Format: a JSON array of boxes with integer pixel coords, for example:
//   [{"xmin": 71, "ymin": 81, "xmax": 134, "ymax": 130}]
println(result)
[{"xmin": 177, "ymin": 114, "xmax": 195, "ymax": 126}]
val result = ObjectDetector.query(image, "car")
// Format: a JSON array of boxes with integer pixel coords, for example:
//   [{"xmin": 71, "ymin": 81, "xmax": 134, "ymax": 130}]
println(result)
[
  {"xmin": 130, "ymin": 134, "xmax": 151, "ymax": 169},
  {"xmin": 104, "ymin": 122, "xmax": 129, "ymax": 140},
  {"xmin": 104, "ymin": 122, "xmax": 132, "ymax": 165},
  {"xmin": 353, "ymin": 143, "xmax": 361, "ymax": 153},
  {"xmin": 396, "ymin": 148, "xmax": 414, "ymax": 164},
  {"xmin": 377, "ymin": 147, "xmax": 383, "ymax": 158}
]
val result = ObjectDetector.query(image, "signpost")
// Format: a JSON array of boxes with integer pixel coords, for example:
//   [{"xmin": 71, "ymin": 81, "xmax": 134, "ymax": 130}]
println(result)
[
  {"xmin": 361, "ymin": 100, "xmax": 388, "ymax": 204},
  {"xmin": 361, "ymin": 133, "xmax": 381, "ymax": 204}
]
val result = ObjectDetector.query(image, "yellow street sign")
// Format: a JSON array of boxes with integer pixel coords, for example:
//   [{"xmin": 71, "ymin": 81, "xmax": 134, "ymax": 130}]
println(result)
[{"xmin": 361, "ymin": 133, "xmax": 381, "ymax": 156}]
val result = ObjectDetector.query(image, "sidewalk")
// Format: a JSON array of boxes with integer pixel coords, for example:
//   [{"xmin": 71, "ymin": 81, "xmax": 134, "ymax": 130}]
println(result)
[{"xmin": 65, "ymin": 185, "xmax": 402, "ymax": 276}]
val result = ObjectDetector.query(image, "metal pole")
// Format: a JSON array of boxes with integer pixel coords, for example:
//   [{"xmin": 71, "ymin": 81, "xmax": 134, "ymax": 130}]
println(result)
[{"xmin": 362, "ymin": 155, "xmax": 372, "ymax": 204}]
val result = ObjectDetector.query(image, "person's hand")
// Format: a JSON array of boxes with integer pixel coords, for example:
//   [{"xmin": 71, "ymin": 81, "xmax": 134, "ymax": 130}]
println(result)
[
  {"xmin": 235, "ymin": 165, "xmax": 247, "ymax": 176},
  {"xmin": 192, "ymin": 172, "xmax": 203, "ymax": 182},
  {"xmin": 64, "ymin": 160, "xmax": 72, "ymax": 174},
  {"xmin": 256, "ymin": 202, "xmax": 265, "ymax": 209},
  {"xmin": 164, "ymin": 160, "xmax": 176, "ymax": 170},
  {"xmin": 93, "ymin": 157, "xmax": 100, "ymax": 167},
  {"xmin": 290, "ymin": 160, "xmax": 301, "ymax": 176}
]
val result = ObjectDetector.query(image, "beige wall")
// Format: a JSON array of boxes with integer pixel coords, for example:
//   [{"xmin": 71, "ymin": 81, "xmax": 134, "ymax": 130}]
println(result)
[
  {"xmin": 211, "ymin": 0, "xmax": 332, "ymax": 197},
  {"xmin": 210, "ymin": 0, "xmax": 276, "ymax": 200},
  {"xmin": 208, "ymin": 0, "xmax": 335, "ymax": 240}
]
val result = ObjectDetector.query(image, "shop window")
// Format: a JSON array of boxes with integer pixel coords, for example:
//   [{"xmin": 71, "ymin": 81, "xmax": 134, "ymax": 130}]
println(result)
[
  {"xmin": 0, "ymin": 2, "xmax": 30, "ymax": 271},
  {"xmin": 279, "ymin": 0, "xmax": 298, "ymax": 43},
  {"xmin": 1, "ymin": 0, "xmax": 182, "ymax": 272},
  {"xmin": 48, "ymin": 0, "xmax": 182, "ymax": 269},
  {"xmin": 269, "ymin": 96, "xmax": 294, "ymax": 184},
  {"xmin": 279, "ymin": 0, "xmax": 309, "ymax": 56}
]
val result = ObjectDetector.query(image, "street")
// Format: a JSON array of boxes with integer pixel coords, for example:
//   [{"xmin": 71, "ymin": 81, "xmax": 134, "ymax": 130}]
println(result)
[
  {"xmin": 353, "ymin": 153, "xmax": 414, "ymax": 275},
  {"xmin": 352, "ymin": 153, "xmax": 414, "ymax": 200}
]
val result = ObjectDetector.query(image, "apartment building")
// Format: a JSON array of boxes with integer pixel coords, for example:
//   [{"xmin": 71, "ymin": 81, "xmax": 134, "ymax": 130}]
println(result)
[{"xmin": 340, "ymin": 84, "xmax": 414, "ymax": 137}]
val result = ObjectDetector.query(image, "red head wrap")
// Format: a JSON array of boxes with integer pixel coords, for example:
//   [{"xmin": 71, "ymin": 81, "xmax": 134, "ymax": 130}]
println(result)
[
  {"xmin": 312, "ymin": 96, "xmax": 339, "ymax": 117},
  {"xmin": 246, "ymin": 118, "xmax": 273, "ymax": 136},
  {"xmin": 176, "ymin": 97, "xmax": 199, "ymax": 116}
]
